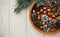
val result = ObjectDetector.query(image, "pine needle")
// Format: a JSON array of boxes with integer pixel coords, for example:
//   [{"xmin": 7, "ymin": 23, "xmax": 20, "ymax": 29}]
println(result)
[{"xmin": 14, "ymin": 0, "xmax": 44, "ymax": 14}]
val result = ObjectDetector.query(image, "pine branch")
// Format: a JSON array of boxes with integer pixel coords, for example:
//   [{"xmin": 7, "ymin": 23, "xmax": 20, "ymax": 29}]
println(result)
[
  {"xmin": 14, "ymin": 0, "xmax": 44, "ymax": 14},
  {"xmin": 14, "ymin": 0, "xmax": 34, "ymax": 14}
]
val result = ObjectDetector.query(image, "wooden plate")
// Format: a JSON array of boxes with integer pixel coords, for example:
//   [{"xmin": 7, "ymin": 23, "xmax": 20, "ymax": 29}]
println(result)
[{"xmin": 29, "ymin": 1, "xmax": 60, "ymax": 34}]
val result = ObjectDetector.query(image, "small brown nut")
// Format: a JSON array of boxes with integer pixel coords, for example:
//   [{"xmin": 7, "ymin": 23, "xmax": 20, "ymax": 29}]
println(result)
[
  {"xmin": 33, "ymin": 10, "xmax": 35, "ymax": 13},
  {"xmin": 48, "ymin": 12, "xmax": 51, "ymax": 15},
  {"xmin": 46, "ymin": 22, "xmax": 49, "ymax": 24},
  {"xmin": 38, "ymin": 15, "xmax": 40, "ymax": 19},
  {"xmin": 43, "ymin": 11, "xmax": 47, "ymax": 13},
  {"xmin": 52, "ymin": 15, "xmax": 55, "ymax": 17},
  {"xmin": 40, "ymin": 26, "xmax": 43, "ymax": 29},
  {"xmin": 49, "ymin": 17, "xmax": 52, "ymax": 21},
  {"xmin": 55, "ymin": 13, "xmax": 57, "ymax": 16},
  {"xmin": 43, "ymin": 7, "xmax": 47, "ymax": 9},
  {"xmin": 40, "ymin": 9, "xmax": 43, "ymax": 12},
  {"xmin": 47, "ymin": 9, "xmax": 51, "ymax": 12},
  {"xmin": 37, "ymin": 12, "xmax": 40, "ymax": 14},
  {"xmin": 42, "ymin": 22, "xmax": 45, "ymax": 25}
]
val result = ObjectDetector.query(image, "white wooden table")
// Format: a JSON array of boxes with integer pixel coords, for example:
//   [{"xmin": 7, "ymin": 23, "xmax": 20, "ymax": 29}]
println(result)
[{"xmin": 0, "ymin": 0, "xmax": 60, "ymax": 37}]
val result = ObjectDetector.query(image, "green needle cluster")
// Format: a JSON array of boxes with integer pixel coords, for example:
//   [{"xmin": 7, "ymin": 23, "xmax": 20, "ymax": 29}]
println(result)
[{"xmin": 14, "ymin": 0, "xmax": 44, "ymax": 14}]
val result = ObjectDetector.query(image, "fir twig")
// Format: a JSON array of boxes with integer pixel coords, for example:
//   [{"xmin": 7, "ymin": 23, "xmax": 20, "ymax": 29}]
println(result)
[{"xmin": 14, "ymin": 0, "xmax": 44, "ymax": 14}]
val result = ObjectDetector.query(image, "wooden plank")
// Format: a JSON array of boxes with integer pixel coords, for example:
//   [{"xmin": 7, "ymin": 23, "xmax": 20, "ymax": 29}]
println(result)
[{"xmin": 0, "ymin": 0, "xmax": 10, "ymax": 37}]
